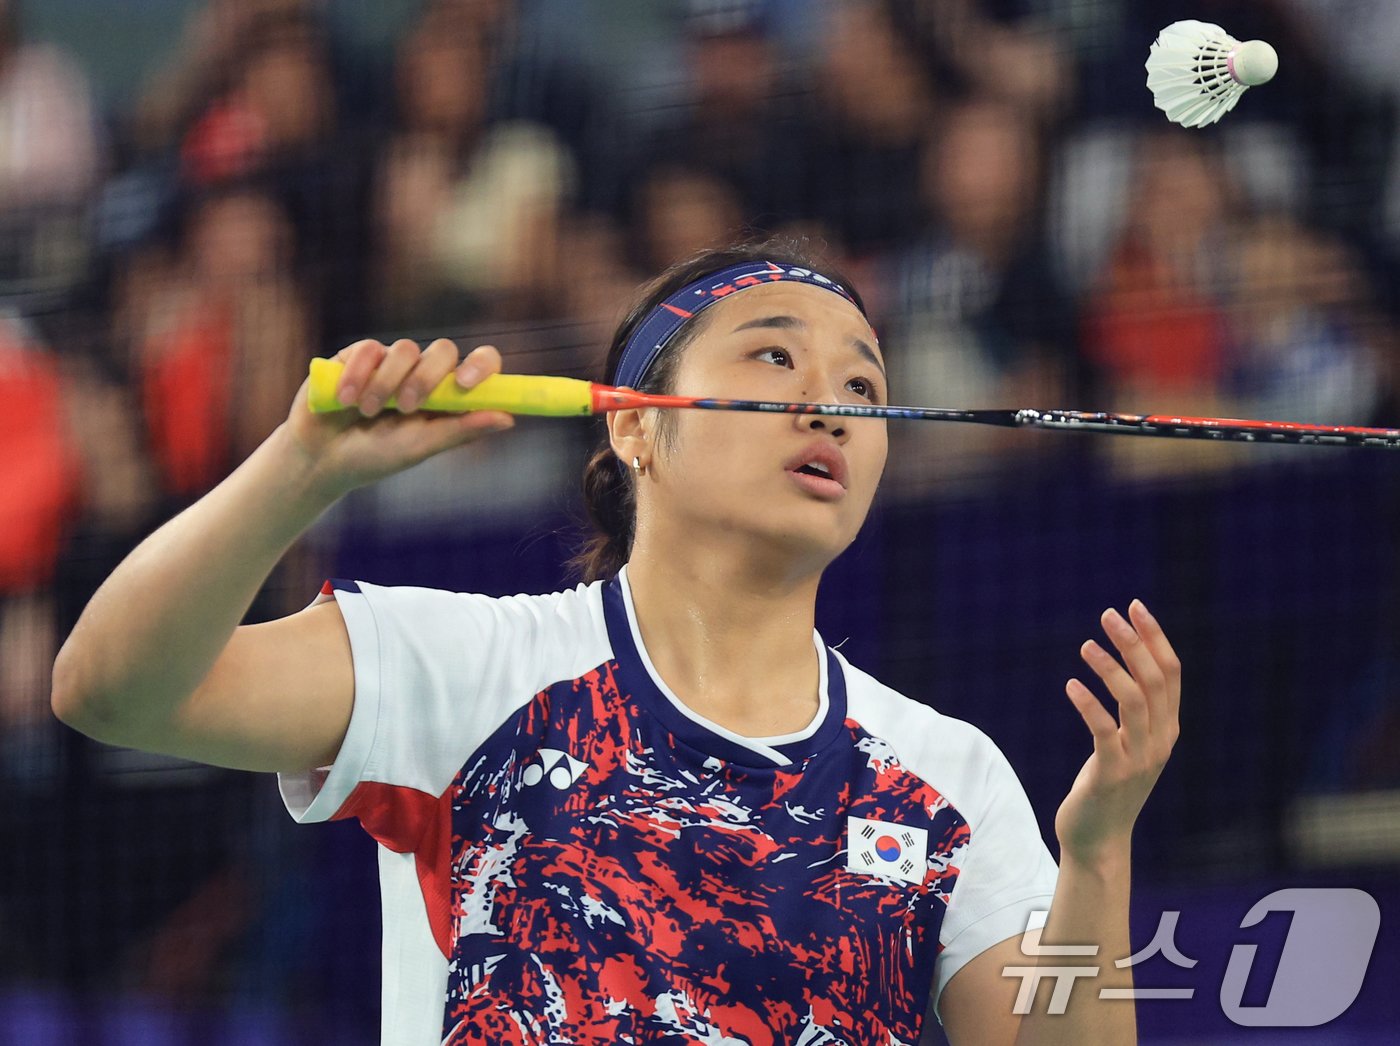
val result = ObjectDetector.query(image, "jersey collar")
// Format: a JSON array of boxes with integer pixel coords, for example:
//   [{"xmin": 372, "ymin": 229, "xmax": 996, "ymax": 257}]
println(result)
[{"xmin": 602, "ymin": 566, "xmax": 847, "ymax": 768}]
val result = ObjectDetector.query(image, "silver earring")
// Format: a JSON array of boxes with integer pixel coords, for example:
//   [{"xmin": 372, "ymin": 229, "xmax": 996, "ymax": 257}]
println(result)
[{"xmin": 632, "ymin": 456, "xmax": 646, "ymax": 476}]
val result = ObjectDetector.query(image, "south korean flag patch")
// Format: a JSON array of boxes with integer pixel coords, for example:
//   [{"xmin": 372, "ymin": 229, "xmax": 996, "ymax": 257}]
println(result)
[{"xmin": 846, "ymin": 817, "xmax": 928, "ymax": 885}]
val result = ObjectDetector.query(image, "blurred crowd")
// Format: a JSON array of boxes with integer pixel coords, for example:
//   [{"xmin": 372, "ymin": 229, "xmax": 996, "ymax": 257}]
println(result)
[{"xmin": 2, "ymin": 0, "xmax": 1400, "ymax": 1025}]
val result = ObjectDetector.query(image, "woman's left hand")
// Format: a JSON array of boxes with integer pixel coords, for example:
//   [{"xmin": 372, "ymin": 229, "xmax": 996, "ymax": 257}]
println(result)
[{"xmin": 1055, "ymin": 598, "xmax": 1181, "ymax": 868}]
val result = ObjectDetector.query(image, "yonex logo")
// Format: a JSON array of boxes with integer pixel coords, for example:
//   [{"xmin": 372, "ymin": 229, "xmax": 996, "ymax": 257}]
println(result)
[
  {"xmin": 847, "ymin": 817, "xmax": 928, "ymax": 885},
  {"xmin": 520, "ymin": 748, "xmax": 589, "ymax": 790}
]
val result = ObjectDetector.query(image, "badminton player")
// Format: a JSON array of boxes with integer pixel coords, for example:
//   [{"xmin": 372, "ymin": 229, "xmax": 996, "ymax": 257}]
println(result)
[{"xmin": 53, "ymin": 240, "xmax": 1179, "ymax": 1045}]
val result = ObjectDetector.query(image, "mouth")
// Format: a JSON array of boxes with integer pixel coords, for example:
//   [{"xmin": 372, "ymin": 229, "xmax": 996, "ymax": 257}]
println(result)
[{"xmin": 785, "ymin": 444, "xmax": 848, "ymax": 500}]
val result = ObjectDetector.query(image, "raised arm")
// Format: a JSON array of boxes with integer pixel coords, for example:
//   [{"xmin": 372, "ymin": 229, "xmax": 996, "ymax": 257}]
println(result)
[
  {"xmin": 941, "ymin": 600, "xmax": 1181, "ymax": 1046},
  {"xmin": 51, "ymin": 339, "xmax": 514, "ymax": 773}
]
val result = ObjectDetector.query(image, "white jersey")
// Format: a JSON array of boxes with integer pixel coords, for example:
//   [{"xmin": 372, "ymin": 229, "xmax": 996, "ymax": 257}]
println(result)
[{"xmin": 280, "ymin": 566, "xmax": 1058, "ymax": 1045}]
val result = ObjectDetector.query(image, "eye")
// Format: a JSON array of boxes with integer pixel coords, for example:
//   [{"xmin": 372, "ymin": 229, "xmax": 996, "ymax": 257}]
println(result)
[
  {"xmin": 846, "ymin": 376, "xmax": 880, "ymax": 402},
  {"xmin": 753, "ymin": 347, "xmax": 792, "ymax": 367}
]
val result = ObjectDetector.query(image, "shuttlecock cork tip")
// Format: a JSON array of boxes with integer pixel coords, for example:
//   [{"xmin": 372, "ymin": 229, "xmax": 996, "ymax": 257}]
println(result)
[{"xmin": 1230, "ymin": 40, "xmax": 1278, "ymax": 87}]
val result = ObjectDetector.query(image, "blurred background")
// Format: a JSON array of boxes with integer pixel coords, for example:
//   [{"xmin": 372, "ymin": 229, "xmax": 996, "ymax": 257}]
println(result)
[{"xmin": 2, "ymin": 0, "xmax": 1398, "ymax": 1043}]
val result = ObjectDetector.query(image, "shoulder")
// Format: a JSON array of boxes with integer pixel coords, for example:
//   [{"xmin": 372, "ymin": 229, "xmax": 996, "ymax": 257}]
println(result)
[
  {"xmin": 837, "ymin": 651, "xmax": 1031, "ymax": 831},
  {"xmin": 332, "ymin": 576, "xmax": 604, "ymax": 623},
  {"xmin": 327, "ymin": 577, "xmax": 611, "ymax": 670},
  {"xmin": 839, "ymin": 650, "xmax": 1004, "ymax": 768}
]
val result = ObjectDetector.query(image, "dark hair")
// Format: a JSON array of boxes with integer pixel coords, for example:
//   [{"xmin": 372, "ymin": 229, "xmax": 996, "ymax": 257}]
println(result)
[{"xmin": 570, "ymin": 236, "xmax": 868, "ymax": 582}]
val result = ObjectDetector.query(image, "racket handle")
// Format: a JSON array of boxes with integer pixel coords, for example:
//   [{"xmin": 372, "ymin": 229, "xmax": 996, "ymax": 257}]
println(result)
[{"xmin": 306, "ymin": 358, "xmax": 596, "ymax": 417}]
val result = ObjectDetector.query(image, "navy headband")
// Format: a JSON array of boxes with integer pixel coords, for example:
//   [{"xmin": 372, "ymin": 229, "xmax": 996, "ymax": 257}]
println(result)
[{"xmin": 613, "ymin": 260, "xmax": 859, "ymax": 391}]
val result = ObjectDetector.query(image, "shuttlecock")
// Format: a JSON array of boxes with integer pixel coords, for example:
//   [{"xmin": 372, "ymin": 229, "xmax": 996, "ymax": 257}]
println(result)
[{"xmin": 1146, "ymin": 20, "xmax": 1278, "ymax": 128}]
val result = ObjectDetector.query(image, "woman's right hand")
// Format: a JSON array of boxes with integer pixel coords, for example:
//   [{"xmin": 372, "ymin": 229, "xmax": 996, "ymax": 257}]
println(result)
[{"xmin": 282, "ymin": 338, "xmax": 515, "ymax": 496}]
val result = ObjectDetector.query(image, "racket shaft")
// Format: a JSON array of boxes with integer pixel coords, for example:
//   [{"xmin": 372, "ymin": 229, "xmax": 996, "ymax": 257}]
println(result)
[
  {"xmin": 304, "ymin": 361, "xmax": 1399, "ymax": 447},
  {"xmin": 595, "ymin": 387, "xmax": 1001, "ymax": 424},
  {"xmin": 1025, "ymin": 410, "xmax": 1400, "ymax": 448}
]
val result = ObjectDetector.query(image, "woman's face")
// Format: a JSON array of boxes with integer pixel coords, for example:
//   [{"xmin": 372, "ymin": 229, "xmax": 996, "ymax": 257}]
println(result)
[{"xmin": 624, "ymin": 281, "xmax": 888, "ymax": 572}]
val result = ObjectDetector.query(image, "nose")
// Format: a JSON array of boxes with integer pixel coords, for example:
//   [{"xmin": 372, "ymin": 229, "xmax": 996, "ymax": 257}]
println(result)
[
  {"xmin": 795, "ymin": 366, "xmax": 855, "ymax": 440},
  {"xmin": 799, "ymin": 412, "xmax": 846, "ymax": 441}
]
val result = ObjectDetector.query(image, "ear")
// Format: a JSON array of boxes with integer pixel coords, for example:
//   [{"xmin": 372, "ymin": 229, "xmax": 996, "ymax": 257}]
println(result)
[{"xmin": 606, "ymin": 402, "xmax": 652, "ymax": 469}]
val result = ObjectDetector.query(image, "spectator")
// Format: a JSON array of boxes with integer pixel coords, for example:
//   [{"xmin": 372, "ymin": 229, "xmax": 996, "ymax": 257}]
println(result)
[
  {"xmin": 0, "ymin": 307, "xmax": 153, "ymax": 768},
  {"xmin": 633, "ymin": 164, "xmax": 746, "ymax": 273},
  {"xmin": 1083, "ymin": 135, "xmax": 1233, "ymax": 384},
  {"xmin": 801, "ymin": 0, "xmax": 936, "ymax": 254},
  {"xmin": 465, "ymin": 0, "xmax": 623, "ymax": 213},
  {"xmin": 0, "ymin": 0, "xmax": 102, "ymax": 210},
  {"xmin": 1225, "ymin": 213, "xmax": 1384, "ymax": 427},
  {"xmin": 132, "ymin": 185, "xmax": 311, "ymax": 502},
  {"xmin": 1080, "ymin": 132, "xmax": 1248, "ymax": 474},
  {"xmin": 178, "ymin": 11, "xmax": 334, "ymax": 179},
  {"xmin": 132, "ymin": 0, "xmax": 312, "ymax": 154},
  {"xmin": 0, "ymin": 0, "xmax": 104, "ymax": 298},
  {"xmin": 635, "ymin": 1, "xmax": 810, "ymax": 232},
  {"xmin": 889, "ymin": 0, "xmax": 1073, "ymax": 124},
  {"xmin": 373, "ymin": 2, "xmax": 574, "ymax": 328},
  {"xmin": 0, "ymin": 315, "xmax": 77, "ymax": 592},
  {"xmin": 175, "ymin": 8, "xmax": 372, "ymax": 342},
  {"xmin": 548, "ymin": 210, "xmax": 644, "ymax": 364},
  {"xmin": 878, "ymin": 97, "xmax": 1075, "ymax": 488}
]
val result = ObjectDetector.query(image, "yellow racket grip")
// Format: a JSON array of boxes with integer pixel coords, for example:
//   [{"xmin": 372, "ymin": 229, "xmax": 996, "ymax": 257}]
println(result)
[{"xmin": 306, "ymin": 358, "xmax": 596, "ymax": 417}]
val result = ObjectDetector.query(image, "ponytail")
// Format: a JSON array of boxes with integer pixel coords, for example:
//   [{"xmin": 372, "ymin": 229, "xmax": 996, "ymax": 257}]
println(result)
[{"xmin": 574, "ymin": 443, "xmax": 636, "ymax": 582}]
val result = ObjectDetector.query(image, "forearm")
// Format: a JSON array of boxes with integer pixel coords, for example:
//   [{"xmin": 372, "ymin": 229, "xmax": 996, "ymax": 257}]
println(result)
[
  {"xmin": 52, "ymin": 424, "xmax": 339, "ymax": 738},
  {"xmin": 1013, "ymin": 844, "xmax": 1135, "ymax": 1046}
]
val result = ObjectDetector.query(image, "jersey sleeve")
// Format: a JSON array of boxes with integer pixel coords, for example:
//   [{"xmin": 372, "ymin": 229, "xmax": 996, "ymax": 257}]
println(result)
[
  {"xmin": 932, "ymin": 734, "xmax": 1059, "ymax": 1017},
  {"xmin": 277, "ymin": 578, "xmax": 603, "ymax": 854}
]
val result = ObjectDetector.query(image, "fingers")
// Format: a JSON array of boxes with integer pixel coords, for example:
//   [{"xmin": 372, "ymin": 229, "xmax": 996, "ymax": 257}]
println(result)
[
  {"xmin": 395, "ymin": 338, "xmax": 459, "ymax": 413},
  {"xmin": 359, "ymin": 339, "xmax": 423, "ymax": 416},
  {"xmin": 415, "ymin": 408, "xmax": 515, "ymax": 458},
  {"xmin": 455, "ymin": 344, "xmax": 502, "ymax": 388},
  {"xmin": 329, "ymin": 340, "xmax": 505, "ymax": 419},
  {"xmin": 1065, "ymin": 676, "xmax": 1118, "ymax": 747},
  {"xmin": 1074, "ymin": 600, "xmax": 1180, "ymax": 758},
  {"xmin": 1079, "ymin": 634, "xmax": 1147, "ymax": 754},
  {"xmin": 1129, "ymin": 598, "xmax": 1181, "ymax": 726},
  {"xmin": 333, "ymin": 339, "xmax": 386, "ymax": 407}
]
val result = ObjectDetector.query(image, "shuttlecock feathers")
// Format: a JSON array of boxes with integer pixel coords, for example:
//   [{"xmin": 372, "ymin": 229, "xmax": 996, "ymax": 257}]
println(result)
[{"xmin": 1147, "ymin": 20, "xmax": 1278, "ymax": 128}]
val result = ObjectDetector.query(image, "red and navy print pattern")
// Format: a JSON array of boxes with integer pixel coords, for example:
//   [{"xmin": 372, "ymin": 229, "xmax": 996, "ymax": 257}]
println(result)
[{"xmin": 431, "ymin": 582, "xmax": 970, "ymax": 1044}]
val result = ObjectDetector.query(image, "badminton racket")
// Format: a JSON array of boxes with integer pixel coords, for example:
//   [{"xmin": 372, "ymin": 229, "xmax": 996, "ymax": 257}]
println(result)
[{"xmin": 305, "ymin": 358, "xmax": 1400, "ymax": 449}]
